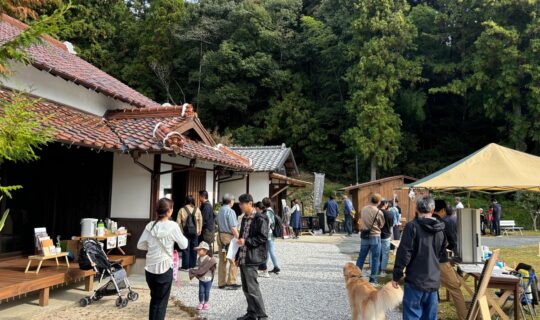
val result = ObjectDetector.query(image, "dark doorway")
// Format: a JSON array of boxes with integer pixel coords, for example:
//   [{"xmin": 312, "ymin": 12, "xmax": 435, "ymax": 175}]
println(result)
[
  {"xmin": 171, "ymin": 170, "xmax": 189, "ymax": 221},
  {"xmin": 0, "ymin": 143, "xmax": 113, "ymax": 256},
  {"xmin": 171, "ymin": 168, "xmax": 207, "ymax": 221}
]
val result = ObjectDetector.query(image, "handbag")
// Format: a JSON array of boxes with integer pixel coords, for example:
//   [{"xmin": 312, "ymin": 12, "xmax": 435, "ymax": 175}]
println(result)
[{"xmin": 360, "ymin": 210, "xmax": 381, "ymax": 240}]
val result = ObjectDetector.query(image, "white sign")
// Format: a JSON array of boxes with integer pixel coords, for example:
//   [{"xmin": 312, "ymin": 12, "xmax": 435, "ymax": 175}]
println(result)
[
  {"xmin": 117, "ymin": 234, "xmax": 127, "ymax": 247},
  {"xmin": 106, "ymin": 236, "xmax": 117, "ymax": 249}
]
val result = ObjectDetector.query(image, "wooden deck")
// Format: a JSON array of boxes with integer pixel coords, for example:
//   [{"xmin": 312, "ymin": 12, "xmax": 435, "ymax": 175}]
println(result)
[{"xmin": 0, "ymin": 255, "xmax": 135, "ymax": 306}]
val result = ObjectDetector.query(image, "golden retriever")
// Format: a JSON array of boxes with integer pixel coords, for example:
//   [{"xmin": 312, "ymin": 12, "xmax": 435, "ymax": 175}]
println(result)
[{"xmin": 343, "ymin": 262, "xmax": 403, "ymax": 320}]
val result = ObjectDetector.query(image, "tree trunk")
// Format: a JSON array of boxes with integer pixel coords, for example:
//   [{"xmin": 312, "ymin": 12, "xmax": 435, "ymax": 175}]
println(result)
[
  {"xmin": 533, "ymin": 214, "xmax": 538, "ymax": 232},
  {"xmin": 370, "ymin": 156, "xmax": 377, "ymax": 181}
]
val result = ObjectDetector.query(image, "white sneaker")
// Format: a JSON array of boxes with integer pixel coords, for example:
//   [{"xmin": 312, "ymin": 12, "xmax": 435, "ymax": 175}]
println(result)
[
  {"xmin": 380, "ymin": 271, "xmax": 387, "ymax": 277},
  {"xmin": 259, "ymin": 271, "xmax": 270, "ymax": 278}
]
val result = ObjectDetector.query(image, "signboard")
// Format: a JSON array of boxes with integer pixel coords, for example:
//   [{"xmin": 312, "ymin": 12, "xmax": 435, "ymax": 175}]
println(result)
[
  {"xmin": 312, "ymin": 172, "xmax": 325, "ymax": 213},
  {"xmin": 117, "ymin": 234, "xmax": 127, "ymax": 247},
  {"xmin": 106, "ymin": 236, "xmax": 117, "ymax": 249}
]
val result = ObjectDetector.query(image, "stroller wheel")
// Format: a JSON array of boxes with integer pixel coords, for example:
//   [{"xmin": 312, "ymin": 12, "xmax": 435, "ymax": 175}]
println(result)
[
  {"xmin": 80, "ymin": 297, "xmax": 90, "ymax": 307},
  {"xmin": 116, "ymin": 296, "xmax": 128, "ymax": 308},
  {"xmin": 128, "ymin": 292, "xmax": 139, "ymax": 301}
]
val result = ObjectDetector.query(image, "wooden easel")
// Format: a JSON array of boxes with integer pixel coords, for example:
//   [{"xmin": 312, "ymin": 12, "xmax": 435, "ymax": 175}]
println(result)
[{"xmin": 467, "ymin": 249, "xmax": 500, "ymax": 320}]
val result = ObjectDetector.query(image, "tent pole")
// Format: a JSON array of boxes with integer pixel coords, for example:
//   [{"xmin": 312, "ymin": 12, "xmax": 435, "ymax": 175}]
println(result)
[{"xmin": 467, "ymin": 191, "xmax": 471, "ymax": 208}]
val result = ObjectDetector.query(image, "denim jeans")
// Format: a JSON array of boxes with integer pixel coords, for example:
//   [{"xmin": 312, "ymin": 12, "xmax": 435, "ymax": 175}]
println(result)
[
  {"xmin": 181, "ymin": 236, "xmax": 198, "ymax": 269},
  {"xmin": 356, "ymin": 235, "xmax": 381, "ymax": 282},
  {"xmin": 344, "ymin": 214, "xmax": 353, "ymax": 235},
  {"xmin": 403, "ymin": 284, "xmax": 438, "ymax": 320},
  {"xmin": 198, "ymin": 280, "xmax": 212, "ymax": 303},
  {"xmin": 380, "ymin": 237, "xmax": 391, "ymax": 273},
  {"xmin": 267, "ymin": 239, "xmax": 279, "ymax": 269}
]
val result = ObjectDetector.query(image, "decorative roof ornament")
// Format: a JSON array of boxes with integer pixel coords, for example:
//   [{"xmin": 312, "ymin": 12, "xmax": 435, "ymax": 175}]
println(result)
[
  {"xmin": 181, "ymin": 103, "xmax": 197, "ymax": 118},
  {"xmin": 153, "ymin": 122, "xmax": 185, "ymax": 152}
]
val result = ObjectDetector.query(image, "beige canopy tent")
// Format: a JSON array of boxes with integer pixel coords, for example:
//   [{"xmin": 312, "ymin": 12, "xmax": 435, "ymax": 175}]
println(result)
[{"xmin": 407, "ymin": 143, "xmax": 540, "ymax": 193}]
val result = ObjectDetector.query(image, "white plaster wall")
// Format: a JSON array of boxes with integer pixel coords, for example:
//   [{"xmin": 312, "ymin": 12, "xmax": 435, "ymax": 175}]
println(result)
[
  {"xmin": 110, "ymin": 153, "xmax": 153, "ymax": 219},
  {"xmin": 206, "ymin": 170, "xmax": 215, "ymax": 203},
  {"xmin": 249, "ymin": 172, "xmax": 270, "ymax": 202},
  {"xmin": 219, "ymin": 176, "xmax": 247, "ymax": 201},
  {"xmin": 160, "ymin": 163, "xmax": 172, "ymax": 199},
  {"xmin": 1, "ymin": 62, "xmax": 132, "ymax": 116},
  {"xmin": 218, "ymin": 172, "xmax": 269, "ymax": 202}
]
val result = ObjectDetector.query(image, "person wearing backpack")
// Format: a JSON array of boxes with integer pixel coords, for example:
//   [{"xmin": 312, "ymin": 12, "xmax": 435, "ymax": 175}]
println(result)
[
  {"xmin": 177, "ymin": 195, "xmax": 203, "ymax": 269},
  {"xmin": 137, "ymin": 198, "xmax": 188, "ymax": 320},
  {"xmin": 262, "ymin": 197, "xmax": 281, "ymax": 275}
]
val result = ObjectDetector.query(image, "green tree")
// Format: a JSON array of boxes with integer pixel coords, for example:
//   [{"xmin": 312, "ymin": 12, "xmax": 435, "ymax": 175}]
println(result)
[
  {"xmin": 516, "ymin": 192, "xmax": 540, "ymax": 231},
  {"xmin": 345, "ymin": 0, "xmax": 422, "ymax": 180}
]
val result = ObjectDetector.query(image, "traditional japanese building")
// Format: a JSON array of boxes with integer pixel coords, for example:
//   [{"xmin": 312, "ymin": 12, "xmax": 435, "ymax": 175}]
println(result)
[
  {"xmin": 218, "ymin": 144, "xmax": 311, "ymax": 216},
  {"xmin": 0, "ymin": 14, "xmax": 251, "ymax": 258}
]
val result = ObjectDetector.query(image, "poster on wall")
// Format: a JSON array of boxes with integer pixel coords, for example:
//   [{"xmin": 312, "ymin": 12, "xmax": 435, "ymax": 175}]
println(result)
[
  {"xmin": 117, "ymin": 234, "xmax": 127, "ymax": 247},
  {"xmin": 106, "ymin": 236, "xmax": 117, "ymax": 249}
]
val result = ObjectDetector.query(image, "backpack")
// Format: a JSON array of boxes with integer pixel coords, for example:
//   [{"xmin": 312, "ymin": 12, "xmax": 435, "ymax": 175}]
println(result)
[
  {"xmin": 272, "ymin": 214, "xmax": 284, "ymax": 238},
  {"xmin": 183, "ymin": 206, "xmax": 198, "ymax": 237}
]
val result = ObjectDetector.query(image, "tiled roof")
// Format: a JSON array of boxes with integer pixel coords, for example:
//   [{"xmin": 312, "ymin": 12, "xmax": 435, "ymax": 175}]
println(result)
[
  {"xmin": 106, "ymin": 112, "xmax": 251, "ymax": 170},
  {"xmin": 231, "ymin": 144, "xmax": 297, "ymax": 173},
  {"xmin": 0, "ymin": 88, "xmax": 124, "ymax": 151},
  {"xmin": 0, "ymin": 14, "xmax": 160, "ymax": 109},
  {"xmin": 0, "ymin": 88, "xmax": 251, "ymax": 170}
]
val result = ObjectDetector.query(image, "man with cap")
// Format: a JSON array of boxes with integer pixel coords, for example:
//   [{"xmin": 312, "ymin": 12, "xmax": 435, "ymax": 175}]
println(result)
[{"xmin": 217, "ymin": 193, "xmax": 241, "ymax": 289}]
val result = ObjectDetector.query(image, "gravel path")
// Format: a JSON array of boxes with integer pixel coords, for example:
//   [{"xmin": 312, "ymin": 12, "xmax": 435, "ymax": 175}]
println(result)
[
  {"xmin": 481, "ymin": 235, "xmax": 540, "ymax": 248},
  {"xmin": 173, "ymin": 239, "xmax": 401, "ymax": 320}
]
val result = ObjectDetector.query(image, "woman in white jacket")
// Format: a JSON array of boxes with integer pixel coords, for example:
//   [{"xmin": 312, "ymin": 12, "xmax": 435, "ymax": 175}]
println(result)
[{"xmin": 137, "ymin": 198, "xmax": 188, "ymax": 320}]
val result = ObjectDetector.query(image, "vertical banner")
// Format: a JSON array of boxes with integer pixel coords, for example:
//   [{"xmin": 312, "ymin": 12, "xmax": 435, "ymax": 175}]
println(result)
[{"xmin": 312, "ymin": 172, "xmax": 325, "ymax": 213}]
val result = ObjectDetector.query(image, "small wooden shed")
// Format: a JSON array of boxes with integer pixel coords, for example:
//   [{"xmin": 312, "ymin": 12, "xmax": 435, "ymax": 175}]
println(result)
[{"xmin": 340, "ymin": 175, "xmax": 418, "ymax": 222}]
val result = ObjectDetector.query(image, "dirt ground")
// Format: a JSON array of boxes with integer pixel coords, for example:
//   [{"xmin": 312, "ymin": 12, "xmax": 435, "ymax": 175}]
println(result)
[{"xmin": 25, "ymin": 286, "xmax": 197, "ymax": 320}]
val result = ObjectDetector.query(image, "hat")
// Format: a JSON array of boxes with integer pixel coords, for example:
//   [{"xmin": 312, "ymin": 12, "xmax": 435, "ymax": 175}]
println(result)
[{"xmin": 194, "ymin": 241, "xmax": 210, "ymax": 251}]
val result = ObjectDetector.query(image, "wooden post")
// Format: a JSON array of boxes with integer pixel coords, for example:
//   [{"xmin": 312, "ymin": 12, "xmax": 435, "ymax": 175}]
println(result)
[
  {"xmin": 39, "ymin": 287, "xmax": 49, "ymax": 306},
  {"xmin": 149, "ymin": 154, "xmax": 162, "ymax": 219},
  {"xmin": 467, "ymin": 249, "xmax": 500, "ymax": 320},
  {"xmin": 84, "ymin": 276, "xmax": 94, "ymax": 292}
]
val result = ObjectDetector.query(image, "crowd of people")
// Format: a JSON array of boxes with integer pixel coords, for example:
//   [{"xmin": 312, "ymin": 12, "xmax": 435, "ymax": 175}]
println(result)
[
  {"xmin": 137, "ymin": 191, "xmax": 280, "ymax": 320},
  {"xmin": 135, "ymin": 186, "xmax": 498, "ymax": 320}
]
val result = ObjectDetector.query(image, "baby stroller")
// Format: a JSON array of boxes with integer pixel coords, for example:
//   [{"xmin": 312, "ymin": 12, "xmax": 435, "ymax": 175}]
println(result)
[{"xmin": 78, "ymin": 239, "xmax": 138, "ymax": 308}]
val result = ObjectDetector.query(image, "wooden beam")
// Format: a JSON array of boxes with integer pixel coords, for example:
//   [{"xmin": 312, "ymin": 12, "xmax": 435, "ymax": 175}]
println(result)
[
  {"xmin": 271, "ymin": 185, "xmax": 289, "ymax": 198},
  {"xmin": 246, "ymin": 174, "xmax": 250, "ymax": 194}
]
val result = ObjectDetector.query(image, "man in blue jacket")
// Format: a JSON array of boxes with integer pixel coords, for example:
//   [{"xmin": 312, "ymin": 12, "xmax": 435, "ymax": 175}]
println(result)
[
  {"xmin": 343, "ymin": 195, "xmax": 355, "ymax": 236},
  {"xmin": 324, "ymin": 196, "xmax": 339, "ymax": 236}
]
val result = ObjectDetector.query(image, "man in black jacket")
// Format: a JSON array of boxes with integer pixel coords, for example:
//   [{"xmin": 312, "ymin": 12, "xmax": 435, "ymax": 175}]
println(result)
[
  {"xmin": 392, "ymin": 195, "xmax": 446, "ymax": 320},
  {"xmin": 434, "ymin": 200, "xmax": 467, "ymax": 320},
  {"xmin": 199, "ymin": 190, "xmax": 215, "ymax": 251},
  {"xmin": 236, "ymin": 193, "xmax": 269, "ymax": 320}
]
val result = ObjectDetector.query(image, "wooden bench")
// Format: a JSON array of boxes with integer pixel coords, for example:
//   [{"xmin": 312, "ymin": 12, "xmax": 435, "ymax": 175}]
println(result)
[{"xmin": 500, "ymin": 220, "xmax": 524, "ymax": 236}]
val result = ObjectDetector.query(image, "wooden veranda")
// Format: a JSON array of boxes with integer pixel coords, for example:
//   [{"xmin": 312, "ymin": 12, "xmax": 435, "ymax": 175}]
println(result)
[{"xmin": 0, "ymin": 255, "xmax": 134, "ymax": 307}]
